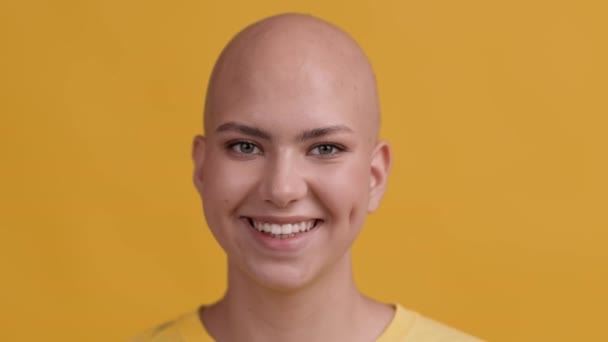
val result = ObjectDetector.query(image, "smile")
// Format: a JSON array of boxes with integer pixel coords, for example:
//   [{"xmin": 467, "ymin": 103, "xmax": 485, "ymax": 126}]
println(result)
[{"xmin": 245, "ymin": 217, "xmax": 321, "ymax": 239}]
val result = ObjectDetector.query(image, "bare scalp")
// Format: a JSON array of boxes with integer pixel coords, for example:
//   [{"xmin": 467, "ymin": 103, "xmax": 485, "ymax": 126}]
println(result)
[{"xmin": 204, "ymin": 13, "xmax": 380, "ymax": 143}]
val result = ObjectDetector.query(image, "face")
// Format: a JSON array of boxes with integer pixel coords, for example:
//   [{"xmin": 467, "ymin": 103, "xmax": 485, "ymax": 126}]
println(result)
[{"xmin": 192, "ymin": 51, "xmax": 390, "ymax": 291}]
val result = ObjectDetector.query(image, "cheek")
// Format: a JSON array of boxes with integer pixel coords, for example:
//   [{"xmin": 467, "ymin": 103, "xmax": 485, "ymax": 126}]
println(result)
[
  {"xmin": 200, "ymin": 152, "xmax": 262, "ymax": 215},
  {"xmin": 311, "ymin": 159, "xmax": 370, "ymax": 225},
  {"xmin": 200, "ymin": 153, "xmax": 262, "ymax": 248}
]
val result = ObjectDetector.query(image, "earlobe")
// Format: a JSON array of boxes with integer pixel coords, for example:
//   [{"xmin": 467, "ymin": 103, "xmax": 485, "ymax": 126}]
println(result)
[
  {"xmin": 192, "ymin": 135, "xmax": 206, "ymax": 188},
  {"xmin": 368, "ymin": 141, "xmax": 391, "ymax": 212}
]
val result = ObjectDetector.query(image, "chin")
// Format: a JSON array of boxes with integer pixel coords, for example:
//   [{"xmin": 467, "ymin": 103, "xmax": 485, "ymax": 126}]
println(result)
[{"xmin": 242, "ymin": 259, "xmax": 318, "ymax": 293}]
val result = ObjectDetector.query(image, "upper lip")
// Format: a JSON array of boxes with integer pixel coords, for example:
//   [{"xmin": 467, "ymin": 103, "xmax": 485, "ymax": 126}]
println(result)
[{"xmin": 243, "ymin": 216, "xmax": 321, "ymax": 224}]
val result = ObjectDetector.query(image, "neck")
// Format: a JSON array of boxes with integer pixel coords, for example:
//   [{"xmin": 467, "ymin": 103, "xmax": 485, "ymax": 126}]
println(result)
[{"xmin": 202, "ymin": 251, "xmax": 387, "ymax": 342}]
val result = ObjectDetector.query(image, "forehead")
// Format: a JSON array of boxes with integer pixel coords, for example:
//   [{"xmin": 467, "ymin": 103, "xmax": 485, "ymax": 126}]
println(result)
[
  {"xmin": 204, "ymin": 18, "xmax": 379, "ymax": 141},
  {"xmin": 209, "ymin": 63, "xmax": 375, "ymax": 138},
  {"xmin": 209, "ymin": 100, "xmax": 366, "ymax": 150}
]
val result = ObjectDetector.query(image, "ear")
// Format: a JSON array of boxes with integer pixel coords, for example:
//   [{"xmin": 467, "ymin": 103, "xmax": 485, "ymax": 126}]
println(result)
[
  {"xmin": 368, "ymin": 140, "xmax": 391, "ymax": 212},
  {"xmin": 192, "ymin": 135, "xmax": 206, "ymax": 191}
]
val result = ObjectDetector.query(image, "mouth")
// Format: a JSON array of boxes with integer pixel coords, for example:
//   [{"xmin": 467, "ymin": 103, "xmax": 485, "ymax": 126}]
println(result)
[{"xmin": 243, "ymin": 217, "xmax": 322, "ymax": 239}]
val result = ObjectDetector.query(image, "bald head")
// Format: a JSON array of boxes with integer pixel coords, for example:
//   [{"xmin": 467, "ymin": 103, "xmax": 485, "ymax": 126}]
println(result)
[
  {"xmin": 193, "ymin": 15, "xmax": 392, "ymax": 284},
  {"xmin": 204, "ymin": 13, "xmax": 380, "ymax": 142}
]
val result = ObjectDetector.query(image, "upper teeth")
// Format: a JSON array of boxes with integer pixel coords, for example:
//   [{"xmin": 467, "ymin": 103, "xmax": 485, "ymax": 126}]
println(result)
[{"xmin": 252, "ymin": 220, "xmax": 316, "ymax": 235}]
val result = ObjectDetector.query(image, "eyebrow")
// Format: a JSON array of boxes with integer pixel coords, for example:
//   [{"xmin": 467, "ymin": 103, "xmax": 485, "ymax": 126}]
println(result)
[
  {"xmin": 299, "ymin": 125, "xmax": 354, "ymax": 141},
  {"xmin": 215, "ymin": 121, "xmax": 354, "ymax": 141},
  {"xmin": 216, "ymin": 122, "xmax": 271, "ymax": 140}
]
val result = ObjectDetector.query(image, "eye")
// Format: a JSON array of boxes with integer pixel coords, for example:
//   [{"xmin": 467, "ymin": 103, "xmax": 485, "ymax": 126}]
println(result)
[
  {"xmin": 309, "ymin": 144, "xmax": 344, "ymax": 156},
  {"xmin": 228, "ymin": 141, "xmax": 262, "ymax": 155}
]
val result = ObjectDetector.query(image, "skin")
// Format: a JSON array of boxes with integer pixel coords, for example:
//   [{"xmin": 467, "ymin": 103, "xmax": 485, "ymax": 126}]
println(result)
[{"xmin": 192, "ymin": 13, "xmax": 392, "ymax": 342}]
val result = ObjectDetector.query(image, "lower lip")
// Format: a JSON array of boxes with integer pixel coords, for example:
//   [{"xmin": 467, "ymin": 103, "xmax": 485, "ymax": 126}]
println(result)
[{"xmin": 245, "ymin": 219, "xmax": 320, "ymax": 252}]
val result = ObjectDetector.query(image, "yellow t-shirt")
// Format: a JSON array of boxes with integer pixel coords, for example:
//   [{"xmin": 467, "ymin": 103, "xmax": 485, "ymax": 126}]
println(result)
[{"xmin": 132, "ymin": 304, "xmax": 483, "ymax": 342}]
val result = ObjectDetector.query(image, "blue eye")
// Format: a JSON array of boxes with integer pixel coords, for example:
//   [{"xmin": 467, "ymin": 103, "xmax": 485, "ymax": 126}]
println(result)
[
  {"xmin": 229, "ymin": 141, "xmax": 262, "ymax": 155},
  {"xmin": 310, "ymin": 144, "xmax": 343, "ymax": 156}
]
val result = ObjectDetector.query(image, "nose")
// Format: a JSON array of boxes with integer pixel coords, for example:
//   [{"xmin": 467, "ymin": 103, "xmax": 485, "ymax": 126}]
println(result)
[{"xmin": 260, "ymin": 152, "xmax": 307, "ymax": 208}]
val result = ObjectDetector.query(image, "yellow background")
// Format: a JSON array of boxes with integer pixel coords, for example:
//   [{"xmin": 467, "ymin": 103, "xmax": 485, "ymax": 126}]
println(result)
[{"xmin": 1, "ymin": 0, "xmax": 607, "ymax": 341}]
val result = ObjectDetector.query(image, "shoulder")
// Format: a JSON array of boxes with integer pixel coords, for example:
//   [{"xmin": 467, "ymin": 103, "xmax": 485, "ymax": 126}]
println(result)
[
  {"xmin": 130, "ymin": 310, "xmax": 212, "ymax": 342},
  {"xmin": 378, "ymin": 304, "xmax": 484, "ymax": 342},
  {"xmin": 130, "ymin": 319, "xmax": 185, "ymax": 342},
  {"xmin": 407, "ymin": 314, "xmax": 484, "ymax": 342}
]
